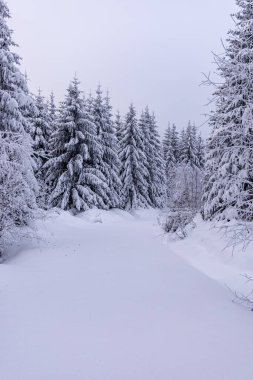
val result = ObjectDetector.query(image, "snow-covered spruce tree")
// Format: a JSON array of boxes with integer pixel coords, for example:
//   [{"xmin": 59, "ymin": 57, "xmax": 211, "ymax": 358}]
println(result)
[
  {"xmin": 46, "ymin": 91, "xmax": 57, "ymax": 162},
  {"xmin": 44, "ymin": 77, "xmax": 110, "ymax": 211},
  {"xmin": 115, "ymin": 111, "xmax": 125, "ymax": 208},
  {"xmin": 92, "ymin": 86, "xmax": 121, "ymax": 208},
  {"xmin": 162, "ymin": 124, "xmax": 177, "ymax": 207},
  {"xmin": 163, "ymin": 123, "xmax": 179, "ymax": 162},
  {"xmin": 31, "ymin": 89, "xmax": 51, "ymax": 168},
  {"xmin": 30, "ymin": 90, "xmax": 53, "ymax": 208},
  {"xmin": 0, "ymin": 0, "xmax": 38, "ymax": 256},
  {"xmin": 173, "ymin": 122, "xmax": 204, "ymax": 211},
  {"xmin": 171, "ymin": 123, "xmax": 180, "ymax": 162},
  {"xmin": 119, "ymin": 104, "xmax": 150, "ymax": 209},
  {"xmin": 150, "ymin": 111, "xmax": 165, "ymax": 207},
  {"xmin": 140, "ymin": 107, "xmax": 165, "ymax": 208},
  {"xmin": 48, "ymin": 91, "xmax": 57, "ymax": 126},
  {"xmin": 177, "ymin": 128, "xmax": 186, "ymax": 163},
  {"xmin": 203, "ymin": 0, "xmax": 253, "ymax": 221},
  {"xmin": 197, "ymin": 132, "xmax": 205, "ymax": 170},
  {"xmin": 85, "ymin": 91, "xmax": 94, "ymax": 115},
  {"xmin": 163, "ymin": 123, "xmax": 172, "ymax": 161},
  {"xmin": 104, "ymin": 93, "xmax": 122, "ymax": 206},
  {"xmin": 20, "ymin": 73, "xmax": 38, "ymax": 135},
  {"xmin": 115, "ymin": 110, "xmax": 123, "ymax": 144},
  {"xmin": 180, "ymin": 122, "xmax": 200, "ymax": 167}
]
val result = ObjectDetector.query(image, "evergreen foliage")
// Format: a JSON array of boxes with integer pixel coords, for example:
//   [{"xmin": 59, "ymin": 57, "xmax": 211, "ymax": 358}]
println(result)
[
  {"xmin": 31, "ymin": 90, "xmax": 51, "ymax": 167},
  {"xmin": 48, "ymin": 92, "xmax": 57, "ymax": 126},
  {"xmin": 203, "ymin": 0, "xmax": 253, "ymax": 221},
  {"xmin": 140, "ymin": 108, "xmax": 165, "ymax": 208},
  {"xmin": 93, "ymin": 86, "xmax": 121, "ymax": 208},
  {"xmin": 115, "ymin": 110, "xmax": 123, "ymax": 143},
  {"xmin": 44, "ymin": 77, "xmax": 110, "ymax": 211},
  {"xmin": 163, "ymin": 123, "xmax": 205, "ymax": 211},
  {"xmin": 179, "ymin": 122, "xmax": 200, "ymax": 167},
  {"xmin": 119, "ymin": 104, "xmax": 150, "ymax": 209},
  {"xmin": 0, "ymin": 0, "xmax": 38, "ymax": 254},
  {"xmin": 163, "ymin": 125, "xmax": 177, "ymax": 206}
]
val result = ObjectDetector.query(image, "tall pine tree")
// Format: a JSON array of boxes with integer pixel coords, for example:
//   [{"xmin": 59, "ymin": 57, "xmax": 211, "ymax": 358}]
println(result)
[
  {"xmin": 31, "ymin": 89, "xmax": 51, "ymax": 168},
  {"xmin": 140, "ymin": 107, "xmax": 165, "ymax": 208},
  {"xmin": 0, "ymin": 0, "xmax": 37, "ymax": 254},
  {"xmin": 115, "ymin": 110, "xmax": 123, "ymax": 144},
  {"xmin": 44, "ymin": 77, "xmax": 110, "ymax": 211},
  {"xmin": 119, "ymin": 104, "xmax": 150, "ymax": 210},
  {"xmin": 92, "ymin": 86, "xmax": 121, "ymax": 208},
  {"xmin": 203, "ymin": 0, "xmax": 253, "ymax": 221},
  {"xmin": 48, "ymin": 91, "xmax": 57, "ymax": 127},
  {"xmin": 179, "ymin": 122, "xmax": 200, "ymax": 167},
  {"xmin": 163, "ymin": 124, "xmax": 177, "ymax": 206}
]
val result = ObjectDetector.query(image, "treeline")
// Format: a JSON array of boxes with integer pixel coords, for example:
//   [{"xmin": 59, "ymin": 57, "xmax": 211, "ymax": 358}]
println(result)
[
  {"xmin": 29, "ymin": 80, "xmax": 166, "ymax": 211},
  {"xmin": 30, "ymin": 81, "xmax": 206, "ymax": 215}
]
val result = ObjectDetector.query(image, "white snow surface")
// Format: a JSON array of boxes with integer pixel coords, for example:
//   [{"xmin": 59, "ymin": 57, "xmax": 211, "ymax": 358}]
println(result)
[
  {"xmin": 1, "ymin": 209, "xmax": 253, "ymax": 380},
  {"xmin": 170, "ymin": 215, "xmax": 253, "ymax": 298}
]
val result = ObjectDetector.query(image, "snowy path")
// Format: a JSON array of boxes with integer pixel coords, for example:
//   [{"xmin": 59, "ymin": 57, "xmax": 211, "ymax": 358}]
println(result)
[{"xmin": 1, "ymin": 210, "xmax": 253, "ymax": 380}]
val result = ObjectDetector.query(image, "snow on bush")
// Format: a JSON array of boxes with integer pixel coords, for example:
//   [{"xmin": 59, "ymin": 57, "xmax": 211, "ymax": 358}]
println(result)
[{"xmin": 159, "ymin": 209, "xmax": 196, "ymax": 239}]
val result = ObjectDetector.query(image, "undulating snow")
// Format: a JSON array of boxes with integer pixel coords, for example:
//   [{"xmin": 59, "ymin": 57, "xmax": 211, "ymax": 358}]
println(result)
[
  {"xmin": 170, "ymin": 215, "xmax": 253, "ymax": 303},
  {"xmin": 1, "ymin": 209, "xmax": 253, "ymax": 380}
]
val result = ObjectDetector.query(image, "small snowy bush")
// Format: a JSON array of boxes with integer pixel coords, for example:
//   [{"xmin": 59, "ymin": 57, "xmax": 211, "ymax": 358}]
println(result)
[{"xmin": 159, "ymin": 209, "xmax": 196, "ymax": 239}]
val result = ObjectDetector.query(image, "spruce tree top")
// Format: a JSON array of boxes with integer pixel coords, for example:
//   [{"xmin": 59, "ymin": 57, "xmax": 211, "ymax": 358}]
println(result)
[
  {"xmin": 48, "ymin": 92, "xmax": 56, "ymax": 121},
  {"xmin": 32, "ymin": 90, "xmax": 51, "ymax": 151}
]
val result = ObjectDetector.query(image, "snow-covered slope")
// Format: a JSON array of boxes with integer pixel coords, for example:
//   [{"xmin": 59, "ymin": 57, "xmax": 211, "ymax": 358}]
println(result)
[
  {"xmin": 1, "ymin": 210, "xmax": 253, "ymax": 380},
  {"xmin": 169, "ymin": 215, "xmax": 253, "ymax": 302}
]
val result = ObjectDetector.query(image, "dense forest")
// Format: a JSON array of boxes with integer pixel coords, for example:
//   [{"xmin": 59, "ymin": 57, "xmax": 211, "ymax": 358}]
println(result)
[
  {"xmin": 0, "ymin": 0, "xmax": 253, "ymax": 256},
  {"xmin": 1, "ymin": 1, "xmax": 253, "ymax": 379}
]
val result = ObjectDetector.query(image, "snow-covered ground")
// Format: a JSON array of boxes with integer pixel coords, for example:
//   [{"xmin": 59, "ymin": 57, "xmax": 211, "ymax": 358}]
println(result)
[
  {"xmin": 170, "ymin": 215, "xmax": 253, "ymax": 301},
  {"xmin": 1, "ymin": 209, "xmax": 253, "ymax": 380}
]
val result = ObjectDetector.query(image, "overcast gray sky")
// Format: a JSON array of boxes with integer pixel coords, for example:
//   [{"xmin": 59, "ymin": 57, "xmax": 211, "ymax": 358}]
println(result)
[{"xmin": 8, "ymin": 0, "xmax": 237, "ymax": 135}]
